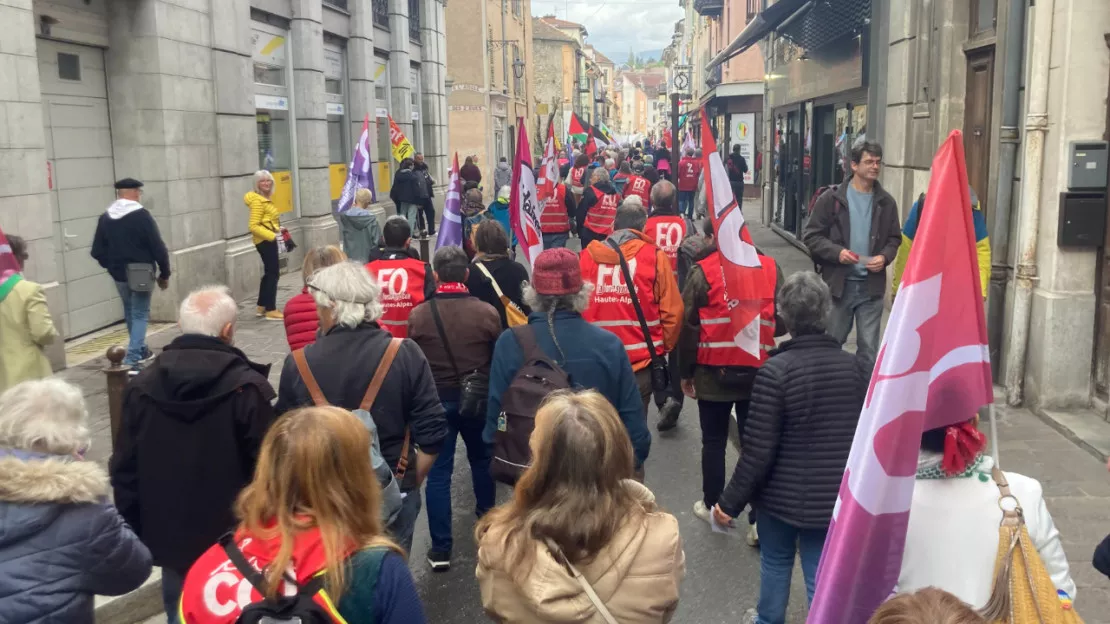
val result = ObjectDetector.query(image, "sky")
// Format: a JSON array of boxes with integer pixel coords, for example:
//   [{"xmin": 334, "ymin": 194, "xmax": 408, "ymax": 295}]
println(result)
[{"xmin": 530, "ymin": 0, "xmax": 684, "ymax": 64}]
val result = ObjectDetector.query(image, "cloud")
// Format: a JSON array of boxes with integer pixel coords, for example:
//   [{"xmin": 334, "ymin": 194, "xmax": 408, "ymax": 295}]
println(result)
[{"xmin": 531, "ymin": 2, "xmax": 683, "ymax": 63}]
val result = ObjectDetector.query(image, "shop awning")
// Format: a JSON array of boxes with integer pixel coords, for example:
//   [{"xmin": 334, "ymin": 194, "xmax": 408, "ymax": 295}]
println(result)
[{"xmin": 706, "ymin": 0, "xmax": 812, "ymax": 72}]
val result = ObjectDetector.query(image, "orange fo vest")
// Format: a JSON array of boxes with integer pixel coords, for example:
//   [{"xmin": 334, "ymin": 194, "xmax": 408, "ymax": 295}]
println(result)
[
  {"xmin": 570, "ymin": 166, "xmax": 587, "ymax": 188},
  {"xmin": 695, "ymin": 252, "xmax": 777, "ymax": 368},
  {"xmin": 623, "ymin": 175, "xmax": 652, "ymax": 208},
  {"xmin": 583, "ymin": 185, "xmax": 621, "ymax": 235},
  {"xmin": 366, "ymin": 256, "xmax": 426, "ymax": 338},
  {"xmin": 580, "ymin": 242, "xmax": 665, "ymax": 367},
  {"xmin": 539, "ymin": 183, "xmax": 571, "ymax": 233},
  {"xmin": 643, "ymin": 215, "xmax": 688, "ymax": 273}
]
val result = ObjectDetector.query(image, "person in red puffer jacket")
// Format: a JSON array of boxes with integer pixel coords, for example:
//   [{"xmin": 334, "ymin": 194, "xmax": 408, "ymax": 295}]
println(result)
[{"xmin": 283, "ymin": 245, "xmax": 347, "ymax": 351}]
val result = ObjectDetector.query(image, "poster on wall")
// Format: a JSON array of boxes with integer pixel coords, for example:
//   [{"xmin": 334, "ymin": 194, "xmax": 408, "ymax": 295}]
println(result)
[{"xmin": 731, "ymin": 113, "xmax": 756, "ymax": 186}]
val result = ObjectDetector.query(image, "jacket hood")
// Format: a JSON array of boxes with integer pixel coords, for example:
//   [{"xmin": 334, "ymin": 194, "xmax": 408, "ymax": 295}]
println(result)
[
  {"xmin": 340, "ymin": 210, "xmax": 377, "ymax": 229},
  {"xmin": 496, "ymin": 162, "xmax": 511, "ymax": 172},
  {"xmin": 591, "ymin": 179, "xmax": 617, "ymax": 195},
  {"xmin": 479, "ymin": 480, "xmax": 663, "ymax": 620},
  {"xmin": 0, "ymin": 453, "xmax": 109, "ymax": 548},
  {"xmin": 128, "ymin": 334, "xmax": 274, "ymax": 422},
  {"xmin": 586, "ymin": 230, "xmax": 651, "ymax": 265},
  {"xmin": 106, "ymin": 199, "xmax": 144, "ymax": 219}
]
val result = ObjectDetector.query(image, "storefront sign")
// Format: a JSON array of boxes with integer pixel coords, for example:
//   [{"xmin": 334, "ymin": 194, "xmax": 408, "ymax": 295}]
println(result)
[
  {"xmin": 255, "ymin": 94, "xmax": 289, "ymax": 110},
  {"xmin": 766, "ymin": 37, "xmax": 863, "ymax": 109},
  {"xmin": 326, "ymin": 102, "xmax": 345, "ymax": 116},
  {"xmin": 732, "ymin": 113, "xmax": 756, "ymax": 186},
  {"xmin": 251, "ymin": 30, "xmax": 287, "ymax": 65},
  {"xmin": 451, "ymin": 83, "xmax": 484, "ymax": 93},
  {"xmin": 449, "ymin": 105, "xmax": 487, "ymax": 112}
]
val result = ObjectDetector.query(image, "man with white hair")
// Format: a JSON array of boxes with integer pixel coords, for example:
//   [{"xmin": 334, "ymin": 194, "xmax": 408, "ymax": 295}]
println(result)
[
  {"xmin": 111, "ymin": 285, "xmax": 275, "ymax": 622},
  {"xmin": 274, "ymin": 261, "xmax": 446, "ymax": 553}
]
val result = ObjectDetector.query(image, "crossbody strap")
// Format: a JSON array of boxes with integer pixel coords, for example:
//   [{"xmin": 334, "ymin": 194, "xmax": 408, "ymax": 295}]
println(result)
[
  {"xmin": 606, "ymin": 240, "xmax": 659, "ymax": 361},
  {"xmin": 430, "ymin": 298, "xmax": 463, "ymax": 384},
  {"xmin": 220, "ymin": 533, "xmax": 324, "ymax": 598},
  {"xmin": 544, "ymin": 539, "xmax": 618, "ymax": 624},
  {"xmin": 991, "ymin": 465, "xmax": 1024, "ymax": 528},
  {"xmin": 292, "ymin": 349, "xmax": 329, "ymax": 406},
  {"xmin": 474, "ymin": 262, "xmax": 505, "ymax": 298},
  {"xmin": 362, "ymin": 338, "xmax": 411, "ymax": 481}
]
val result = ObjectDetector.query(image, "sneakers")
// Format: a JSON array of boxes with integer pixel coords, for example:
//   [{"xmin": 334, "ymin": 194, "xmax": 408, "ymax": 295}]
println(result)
[
  {"xmin": 263, "ymin": 310, "xmax": 284, "ymax": 321},
  {"xmin": 139, "ymin": 347, "xmax": 155, "ymax": 363},
  {"xmin": 256, "ymin": 306, "xmax": 265, "ymax": 317},
  {"xmin": 746, "ymin": 521, "xmax": 759, "ymax": 547},
  {"xmin": 743, "ymin": 608, "xmax": 758, "ymax": 624},
  {"xmin": 656, "ymin": 398, "xmax": 681, "ymax": 431},
  {"xmin": 693, "ymin": 500, "xmax": 712, "ymax": 523},
  {"xmin": 427, "ymin": 549, "xmax": 451, "ymax": 572}
]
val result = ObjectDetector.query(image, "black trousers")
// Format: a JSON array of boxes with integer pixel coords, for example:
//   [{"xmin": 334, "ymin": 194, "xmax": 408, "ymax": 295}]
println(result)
[
  {"xmin": 579, "ymin": 227, "xmax": 605, "ymax": 248},
  {"xmin": 697, "ymin": 399, "xmax": 750, "ymax": 508},
  {"xmin": 418, "ymin": 198, "xmax": 436, "ymax": 234},
  {"xmin": 255, "ymin": 239, "xmax": 279, "ymax": 311},
  {"xmin": 667, "ymin": 349, "xmax": 684, "ymax": 405}
]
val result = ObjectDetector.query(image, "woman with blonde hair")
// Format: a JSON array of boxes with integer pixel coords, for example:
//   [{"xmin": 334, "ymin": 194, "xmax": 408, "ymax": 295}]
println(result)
[
  {"xmin": 283, "ymin": 245, "xmax": 348, "ymax": 351},
  {"xmin": 340, "ymin": 188, "xmax": 383, "ymax": 264},
  {"xmin": 476, "ymin": 390, "xmax": 684, "ymax": 623},
  {"xmin": 179, "ymin": 406, "xmax": 426, "ymax": 623},
  {"xmin": 245, "ymin": 170, "xmax": 283, "ymax": 320},
  {"xmin": 868, "ymin": 588, "xmax": 985, "ymax": 624}
]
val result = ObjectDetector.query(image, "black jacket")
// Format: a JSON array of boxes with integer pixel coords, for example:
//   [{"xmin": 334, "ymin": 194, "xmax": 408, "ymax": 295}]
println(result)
[
  {"xmin": 465, "ymin": 256, "xmax": 531, "ymax": 329},
  {"xmin": 717, "ymin": 334, "xmax": 868, "ymax": 527},
  {"xmin": 575, "ymin": 178, "xmax": 619, "ymax": 234},
  {"xmin": 274, "ymin": 323, "xmax": 446, "ymax": 491},
  {"xmin": 1094, "ymin": 534, "xmax": 1110, "ymax": 578},
  {"xmin": 109, "ymin": 334, "xmax": 275, "ymax": 572},
  {"xmin": 390, "ymin": 168, "xmax": 427, "ymax": 205},
  {"xmin": 414, "ymin": 162, "xmax": 435, "ymax": 198},
  {"xmin": 90, "ymin": 207, "xmax": 171, "ymax": 282}
]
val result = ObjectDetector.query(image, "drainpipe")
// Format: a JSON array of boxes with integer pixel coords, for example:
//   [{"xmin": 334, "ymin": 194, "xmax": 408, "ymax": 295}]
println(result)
[
  {"xmin": 1004, "ymin": 0, "xmax": 1055, "ymax": 406},
  {"xmin": 501, "ymin": 0, "xmax": 510, "ymax": 95},
  {"xmin": 987, "ymin": 0, "xmax": 1027, "ymax": 379}
]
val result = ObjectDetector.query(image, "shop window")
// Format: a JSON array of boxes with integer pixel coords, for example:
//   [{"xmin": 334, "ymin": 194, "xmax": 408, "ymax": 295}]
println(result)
[
  {"xmin": 375, "ymin": 57, "xmax": 389, "ymax": 101},
  {"xmin": 251, "ymin": 28, "xmax": 288, "ymax": 87},
  {"xmin": 57, "ymin": 53, "xmax": 80, "ymax": 81},
  {"xmin": 970, "ymin": 0, "xmax": 997, "ymax": 35},
  {"xmin": 323, "ymin": 0, "xmax": 348, "ymax": 9},
  {"xmin": 324, "ymin": 47, "xmax": 344, "ymax": 95}
]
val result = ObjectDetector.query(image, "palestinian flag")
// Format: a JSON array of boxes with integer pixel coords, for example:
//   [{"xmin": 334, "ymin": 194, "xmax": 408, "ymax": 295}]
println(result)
[
  {"xmin": 570, "ymin": 112, "xmax": 610, "ymax": 149},
  {"xmin": 569, "ymin": 112, "xmax": 590, "ymax": 143}
]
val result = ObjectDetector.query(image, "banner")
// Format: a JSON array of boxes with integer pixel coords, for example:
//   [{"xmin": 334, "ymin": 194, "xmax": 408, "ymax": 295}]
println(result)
[
  {"xmin": 0, "ymin": 225, "xmax": 19, "ymax": 281},
  {"xmin": 731, "ymin": 113, "xmax": 756, "ymax": 186},
  {"xmin": 807, "ymin": 131, "xmax": 994, "ymax": 623},
  {"xmin": 538, "ymin": 123, "xmax": 559, "ymax": 202},
  {"xmin": 388, "ymin": 116, "xmax": 415, "ymax": 162},
  {"xmin": 336, "ymin": 114, "xmax": 376, "ymax": 213},
  {"xmin": 435, "ymin": 153, "xmax": 463, "ymax": 250},
  {"xmin": 508, "ymin": 119, "xmax": 544, "ymax": 268}
]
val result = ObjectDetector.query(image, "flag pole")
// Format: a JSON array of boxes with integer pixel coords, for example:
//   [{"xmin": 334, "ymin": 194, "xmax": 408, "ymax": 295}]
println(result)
[{"xmin": 988, "ymin": 403, "xmax": 1000, "ymax": 466}]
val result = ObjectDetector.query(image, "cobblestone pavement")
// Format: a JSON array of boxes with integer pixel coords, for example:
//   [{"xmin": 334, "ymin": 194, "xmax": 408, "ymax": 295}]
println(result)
[{"xmin": 73, "ymin": 201, "xmax": 1110, "ymax": 623}]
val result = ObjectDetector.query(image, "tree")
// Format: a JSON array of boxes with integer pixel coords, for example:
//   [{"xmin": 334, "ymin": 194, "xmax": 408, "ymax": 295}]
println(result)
[{"xmin": 627, "ymin": 47, "xmax": 637, "ymax": 68}]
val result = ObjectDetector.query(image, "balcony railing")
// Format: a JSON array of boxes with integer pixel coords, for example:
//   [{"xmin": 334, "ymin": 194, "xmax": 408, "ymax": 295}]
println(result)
[
  {"xmin": 693, "ymin": 0, "xmax": 724, "ymax": 18},
  {"xmin": 409, "ymin": 0, "xmax": 421, "ymax": 41},
  {"xmin": 372, "ymin": 0, "xmax": 388, "ymax": 28}
]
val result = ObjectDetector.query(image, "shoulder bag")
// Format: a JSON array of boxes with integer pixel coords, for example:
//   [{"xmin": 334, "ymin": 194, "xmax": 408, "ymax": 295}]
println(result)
[
  {"xmin": 982, "ymin": 466, "xmax": 1083, "ymax": 624},
  {"xmin": 606, "ymin": 240, "xmax": 670, "ymax": 403},
  {"xmin": 430, "ymin": 298, "xmax": 489, "ymax": 421},
  {"xmin": 126, "ymin": 263, "xmax": 156, "ymax": 292},
  {"xmin": 474, "ymin": 261, "xmax": 528, "ymax": 327}
]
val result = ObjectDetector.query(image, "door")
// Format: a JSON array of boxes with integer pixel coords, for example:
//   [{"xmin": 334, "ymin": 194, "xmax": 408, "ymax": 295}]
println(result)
[
  {"xmin": 37, "ymin": 39, "xmax": 119, "ymax": 337},
  {"xmin": 1094, "ymin": 40, "xmax": 1110, "ymax": 401},
  {"xmin": 782, "ymin": 109, "xmax": 801, "ymax": 234},
  {"xmin": 964, "ymin": 47, "xmax": 995, "ymax": 211}
]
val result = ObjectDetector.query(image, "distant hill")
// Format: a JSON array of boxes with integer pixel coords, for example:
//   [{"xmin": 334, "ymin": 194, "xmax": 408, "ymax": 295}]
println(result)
[{"xmin": 639, "ymin": 49, "xmax": 664, "ymax": 62}]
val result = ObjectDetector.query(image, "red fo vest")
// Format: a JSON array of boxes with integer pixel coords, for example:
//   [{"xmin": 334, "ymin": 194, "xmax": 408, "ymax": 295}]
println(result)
[
  {"xmin": 570, "ymin": 166, "xmax": 587, "ymax": 188},
  {"xmin": 583, "ymin": 185, "xmax": 621, "ymax": 235},
  {"xmin": 580, "ymin": 242, "xmax": 665, "ymax": 367},
  {"xmin": 623, "ymin": 175, "xmax": 652, "ymax": 208},
  {"xmin": 695, "ymin": 252, "xmax": 777, "ymax": 368},
  {"xmin": 643, "ymin": 215, "xmax": 687, "ymax": 273},
  {"xmin": 539, "ymin": 184, "xmax": 571, "ymax": 233},
  {"xmin": 366, "ymin": 257, "xmax": 426, "ymax": 338}
]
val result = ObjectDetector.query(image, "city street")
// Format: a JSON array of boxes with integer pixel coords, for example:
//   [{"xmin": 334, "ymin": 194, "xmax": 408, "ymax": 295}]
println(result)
[{"xmin": 63, "ymin": 206, "xmax": 1110, "ymax": 623}]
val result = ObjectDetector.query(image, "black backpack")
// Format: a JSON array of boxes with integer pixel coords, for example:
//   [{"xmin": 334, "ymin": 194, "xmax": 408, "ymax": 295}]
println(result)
[
  {"xmin": 491, "ymin": 325, "xmax": 572, "ymax": 485},
  {"xmin": 219, "ymin": 534, "xmax": 337, "ymax": 624}
]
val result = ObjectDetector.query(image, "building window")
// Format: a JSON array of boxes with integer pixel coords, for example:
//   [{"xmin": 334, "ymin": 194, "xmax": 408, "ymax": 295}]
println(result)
[
  {"xmin": 251, "ymin": 29, "xmax": 287, "ymax": 86},
  {"xmin": 512, "ymin": 0, "xmax": 522, "ymax": 17},
  {"xmin": 746, "ymin": 0, "xmax": 759, "ymax": 22},
  {"xmin": 970, "ymin": 0, "xmax": 997, "ymax": 35},
  {"xmin": 323, "ymin": 0, "xmax": 348, "ymax": 10},
  {"xmin": 324, "ymin": 47, "xmax": 344, "ymax": 95},
  {"xmin": 373, "ymin": 0, "xmax": 389, "ymax": 28},
  {"xmin": 57, "ymin": 53, "xmax": 80, "ymax": 81},
  {"xmin": 494, "ymin": 117, "xmax": 506, "ymax": 164},
  {"xmin": 409, "ymin": 0, "xmax": 421, "ymax": 41}
]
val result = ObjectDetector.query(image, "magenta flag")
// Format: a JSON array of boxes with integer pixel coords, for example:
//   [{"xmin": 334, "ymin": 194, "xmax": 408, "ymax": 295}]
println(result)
[
  {"xmin": 435, "ymin": 153, "xmax": 463, "ymax": 250},
  {"xmin": 0, "ymin": 225, "xmax": 19, "ymax": 281},
  {"xmin": 508, "ymin": 119, "xmax": 543, "ymax": 267},
  {"xmin": 337, "ymin": 115, "xmax": 376, "ymax": 212},
  {"xmin": 807, "ymin": 131, "xmax": 993, "ymax": 623}
]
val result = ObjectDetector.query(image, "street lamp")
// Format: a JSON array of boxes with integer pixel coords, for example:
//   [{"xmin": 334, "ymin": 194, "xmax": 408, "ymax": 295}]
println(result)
[{"xmin": 512, "ymin": 58, "xmax": 526, "ymax": 79}]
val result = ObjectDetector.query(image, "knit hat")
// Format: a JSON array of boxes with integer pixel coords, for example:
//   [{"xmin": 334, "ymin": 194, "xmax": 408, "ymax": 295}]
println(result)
[{"xmin": 531, "ymin": 248, "xmax": 583, "ymax": 296}]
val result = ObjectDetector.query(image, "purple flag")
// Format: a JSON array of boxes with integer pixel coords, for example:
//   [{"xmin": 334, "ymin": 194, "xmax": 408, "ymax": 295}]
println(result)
[
  {"xmin": 337, "ymin": 115, "xmax": 375, "ymax": 213},
  {"xmin": 435, "ymin": 153, "xmax": 463, "ymax": 250}
]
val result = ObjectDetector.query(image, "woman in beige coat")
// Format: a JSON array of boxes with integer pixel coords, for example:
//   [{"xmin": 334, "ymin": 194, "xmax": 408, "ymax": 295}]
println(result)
[
  {"xmin": 476, "ymin": 390, "xmax": 685, "ymax": 623},
  {"xmin": 0, "ymin": 235, "xmax": 58, "ymax": 393}
]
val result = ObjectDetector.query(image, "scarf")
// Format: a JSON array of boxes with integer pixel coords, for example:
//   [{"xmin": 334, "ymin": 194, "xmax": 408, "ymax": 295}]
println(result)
[
  {"xmin": 915, "ymin": 450, "xmax": 991, "ymax": 482},
  {"xmin": 0, "ymin": 273, "xmax": 22, "ymax": 304},
  {"xmin": 436, "ymin": 282, "xmax": 468, "ymax": 295}
]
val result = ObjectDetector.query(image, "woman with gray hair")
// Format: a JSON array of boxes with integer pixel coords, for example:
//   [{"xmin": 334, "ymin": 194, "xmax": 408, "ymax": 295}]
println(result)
[
  {"xmin": 711, "ymin": 270, "xmax": 868, "ymax": 624},
  {"xmin": 0, "ymin": 379, "xmax": 152, "ymax": 623},
  {"xmin": 245, "ymin": 169, "xmax": 284, "ymax": 320}
]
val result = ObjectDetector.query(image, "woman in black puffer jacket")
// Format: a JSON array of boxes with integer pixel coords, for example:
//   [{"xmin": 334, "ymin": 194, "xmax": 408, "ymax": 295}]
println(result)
[{"xmin": 712, "ymin": 271, "xmax": 867, "ymax": 624}]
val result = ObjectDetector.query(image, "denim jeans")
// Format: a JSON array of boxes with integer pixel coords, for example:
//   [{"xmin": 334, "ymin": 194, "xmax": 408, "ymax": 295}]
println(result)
[
  {"xmin": 678, "ymin": 190, "xmax": 696, "ymax": 219},
  {"xmin": 387, "ymin": 488, "xmax": 423, "ymax": 556},
  {"xmin": 424, "ymin": 400, "xmax": 495, "ymax": 554},
  {"xmin": 755, "ymin": 512, "xmax": 827, "ymax": 624},
  {"xmin": 542, "ymin": 232, "xmax": 569, "ymax": 249},
  {"xmin": 399, "ymin": 202, "xmax": 420, "ymax": 228},
  {"xmin": 828, "ymin": 278, "xmax": 884, "ymax": 372},
  {"xmin": 115, "ymin": 281, "xmax": 152, "ymax": 365},
  {"xmin": 161, "ymin": 567, "xmax": 185, "ymax": 623},
  {"xmin": 698, "ymin": 399, "xmax": 749, "ymax": 508}
]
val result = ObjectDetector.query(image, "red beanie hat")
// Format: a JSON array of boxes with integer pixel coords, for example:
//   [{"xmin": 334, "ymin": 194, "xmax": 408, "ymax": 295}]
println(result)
[{"xmin": 531, "ymin": 248, "xmax": 583, "ymax": 296}]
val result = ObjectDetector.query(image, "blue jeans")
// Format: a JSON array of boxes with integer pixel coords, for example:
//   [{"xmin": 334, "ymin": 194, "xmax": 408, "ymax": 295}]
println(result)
[
  {"xmin": 828, "ymin": 278, "xmax": 884, "ymax": 373},
  {"xmin": 387, "ymin": 488, "xmax": 423, "ymax": 556},
  {"xmin": 425, "ymin": 400, "xmax": 495, "ymax": 554},
  {"xmin": 115, "ymin": 281, "xmax": 152, "ymax": 365},
  {"xmin": 543, "ymin": 232, "xmax": 569, "ymax": 249},
  {"xmin": 161, "ymin": 567, "xmax": 185, "ymax": 623},
  {"xmin": 398, "ymin": 202, "xmax": 420, "ymax": 227},
  {"xmin": 755, "ymin": 512, "xmax": 827, "ymax": 624},
  {"xmin": 678, "ymin": 189, "xmax": 696, "ymax": 219}
]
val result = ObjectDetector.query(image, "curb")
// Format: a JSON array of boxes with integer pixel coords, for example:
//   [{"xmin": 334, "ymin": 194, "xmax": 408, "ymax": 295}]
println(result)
[{"xmin": 94, "ymin": 570, "xmax": 163, "ymax": 624}]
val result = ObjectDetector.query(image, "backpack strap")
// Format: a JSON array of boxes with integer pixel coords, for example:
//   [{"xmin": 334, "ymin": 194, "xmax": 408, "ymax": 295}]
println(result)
[
  {"xmin": 606, "ymin": 240, "xmax": 660, "ymax": 362},
  {"xmin": 511, "ymin": 324, "xmax": 543, "ymax": 361},
  {"xmin": 293, "ymin": 349, "xmax": 329, "ymax": 406},
  {"xmin": 360, "ymin": 338, "xmax": 410, "ymax": 482},
  {"xmin": 220, "ymin": 533, "xmax": 326, "ymax": 604}
]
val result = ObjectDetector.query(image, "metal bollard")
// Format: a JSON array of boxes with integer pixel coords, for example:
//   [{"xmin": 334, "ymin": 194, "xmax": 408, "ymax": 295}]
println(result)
[
  {"xmin": 417, "ymin": 235, "xmax": 433, "ymax": 261},
  {"xmin": 103, "ymin": 346, "xmax": 129, "ymax": 448}
]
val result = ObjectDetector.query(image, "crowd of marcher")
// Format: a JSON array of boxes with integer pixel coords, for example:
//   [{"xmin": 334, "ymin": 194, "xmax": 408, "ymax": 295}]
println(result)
[{"xmin": 0, "ymin": 135, "xmax": 1092, "ymax": 624}]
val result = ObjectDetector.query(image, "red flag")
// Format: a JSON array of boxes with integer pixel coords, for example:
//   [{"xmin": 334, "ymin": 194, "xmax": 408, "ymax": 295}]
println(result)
[
  {"xmin": 508, "ymin": 120, "xmax": 543, "ymax": 267},
  {"xmin": 808, "ymin": 131, "xmax": 993, "ymax": 623},
  {"xmin": 584, "ymin": 128, "xmax": 598, "ymax": 158},
  {"xmin": 663, "ymin": 128, "xmax": 673, "ymax": 151},
  {"xmin": 701, "ymin": 110, "xmax": 767, "ymax": 356}
]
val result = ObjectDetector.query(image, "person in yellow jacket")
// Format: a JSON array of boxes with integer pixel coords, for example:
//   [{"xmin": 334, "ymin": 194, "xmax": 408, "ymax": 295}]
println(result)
[
  {"xmin": 892, "ymin": 185, "xmax": 991, "ymax": 300},
  {"xmin": 0, "ymin": 234, "xmax": 58, "ymax": 392},
  {"xmin": 244, "ymin": 170, "xmax": 283, "ymax": 320}
]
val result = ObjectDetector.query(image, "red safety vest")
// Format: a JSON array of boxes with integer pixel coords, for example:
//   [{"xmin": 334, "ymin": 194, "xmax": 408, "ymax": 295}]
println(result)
[
  {"xmin": 539, "ymin": 184, "xmax": 570, "ymax": 233},
  {"xmin": 570, "ymin": 166, "xmax": 587, "ymax": 188},
  {"xmin": 366, "ymin": 257, "xmax": 426, "ymax": 338},
  {"xmin": 695, "ymin": 252, "xmax": 777, "ymax": 368},
  {"xmin": 643, "ymin": 215, "xmax": 687, "ymax": 273},
  {"xmin": 623, "ymin": 175, "xmax": 652, "ymax": 208},
  {"xmin": 583, "ymin": 185, "xmax": 621, "ymax": 235},
  {"xmin": 676, "ymin": 157, "xmax": 702, "ymax": 192},
  {"xmin": 580, "ymin": 242, "xmax": 665, "ymax": 367}
]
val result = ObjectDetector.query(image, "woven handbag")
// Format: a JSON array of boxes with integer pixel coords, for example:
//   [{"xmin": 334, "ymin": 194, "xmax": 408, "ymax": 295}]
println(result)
[{"xmin": 982, "ymin": 467, "xmax": 1082, "ymax": 624}]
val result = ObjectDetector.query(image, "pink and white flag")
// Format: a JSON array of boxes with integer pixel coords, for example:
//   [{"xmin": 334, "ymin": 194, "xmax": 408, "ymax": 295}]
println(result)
[
  {"xmin": 682, "ymin": 130, "xmax": 696, "ymax": 154},
  {"xmin": 807, "ymin": 130, "xmax": 993, "ymax": 623},
  {"xmin": 0, "ymin": 225, "xmax": 19, "ymax": 281},
  {"xmin": 508, "ymin": 119, "xmax": 544, "ymax": 268},
  {"xmin": 538, "ymin": 123, "xmax": 559, "ymax": 202}
]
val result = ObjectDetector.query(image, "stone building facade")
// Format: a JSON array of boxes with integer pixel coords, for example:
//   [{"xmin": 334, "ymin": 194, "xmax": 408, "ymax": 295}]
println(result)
[
  {"xmin": 1, "ymin": 0, "xmax": 448, "ymax": 368},
  {"xmin": 532, "ymin": 18, "xmax": 578, "ymax": 148}
]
